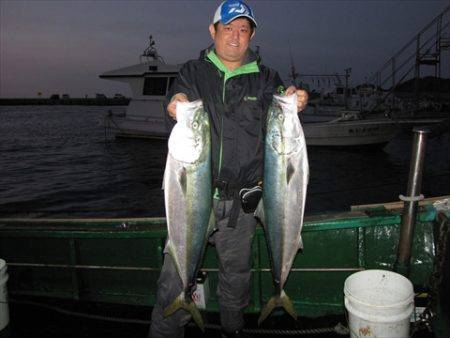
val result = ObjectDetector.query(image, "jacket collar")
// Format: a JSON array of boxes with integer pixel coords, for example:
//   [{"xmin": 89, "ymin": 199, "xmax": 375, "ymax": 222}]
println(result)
[{"xmin": 200, "ymin": 45, "xmax": 260, "ymax": 76}]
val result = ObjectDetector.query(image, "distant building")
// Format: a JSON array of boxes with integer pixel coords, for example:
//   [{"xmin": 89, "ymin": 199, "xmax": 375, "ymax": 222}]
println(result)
[
  {"xmin": 96, "ymin": 93, "xmax": 107, "ymax": 99},
  {"xmin": 50, "ymin": 94, "xmax": 60, "ymax": 100},
  {"xmin": 114, "ymin": 93, "xmax": 125, "ymax": 99},
  {"xmin": 61, "ymin": 94, "xmax": 70, "ymax": 99}
]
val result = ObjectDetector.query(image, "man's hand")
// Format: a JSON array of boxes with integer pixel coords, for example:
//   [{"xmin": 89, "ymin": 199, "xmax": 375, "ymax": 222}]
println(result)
[
  {"xmin": 285, "ymin": 86, "xmax": 308, "ymax": 112},
  {"xmin": 167, "ymin": 93, "xmax": 189, "ymax": 120}
]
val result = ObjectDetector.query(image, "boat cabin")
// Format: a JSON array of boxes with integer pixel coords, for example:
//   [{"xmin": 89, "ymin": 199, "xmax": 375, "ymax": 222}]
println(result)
[{"xmin": 99, "ymin": 36, "xmax": 180, "ymax": 138}]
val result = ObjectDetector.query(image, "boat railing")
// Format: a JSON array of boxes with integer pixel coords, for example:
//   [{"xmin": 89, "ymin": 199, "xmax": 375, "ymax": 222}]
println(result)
[{"xmin": 365, "ymin": 6, "xmax": 450, "ymax": 117}]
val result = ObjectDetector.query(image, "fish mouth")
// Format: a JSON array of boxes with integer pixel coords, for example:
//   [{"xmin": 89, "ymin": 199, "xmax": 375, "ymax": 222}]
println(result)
[{"xmin": 168, "ymin": 129, "xmax": 205, "ymax": 163}]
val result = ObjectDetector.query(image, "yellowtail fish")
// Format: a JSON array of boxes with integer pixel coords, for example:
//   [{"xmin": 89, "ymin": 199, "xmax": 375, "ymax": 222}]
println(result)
[
  {"xmin": 255, "ymin": 94, "xmax": 309, "ymax": 324},
  {"xmin": 162, "ymin": 100, "xmax": 215, "ymax": 331}
]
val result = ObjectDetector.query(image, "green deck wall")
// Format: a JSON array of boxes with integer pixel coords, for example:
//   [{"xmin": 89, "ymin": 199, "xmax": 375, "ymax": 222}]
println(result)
[{"xmin": 0, "ymin": 208, "xmax": 441, "ymax": 318}]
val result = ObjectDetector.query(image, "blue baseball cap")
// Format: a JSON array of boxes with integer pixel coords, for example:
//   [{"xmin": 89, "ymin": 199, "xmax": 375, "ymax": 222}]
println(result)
[{"xmin": 213, "ymin": 0, "xmax": 257, "ymax": 28}]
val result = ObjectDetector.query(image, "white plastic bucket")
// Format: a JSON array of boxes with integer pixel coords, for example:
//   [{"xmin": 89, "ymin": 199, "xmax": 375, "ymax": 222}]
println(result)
[
  {"xmin": 0, "ymin": 259, "xmax": 9, "ymax": 332},
  {"xmin": 344, "ymin": 269, "xmax": 414, "ymax": 338}
]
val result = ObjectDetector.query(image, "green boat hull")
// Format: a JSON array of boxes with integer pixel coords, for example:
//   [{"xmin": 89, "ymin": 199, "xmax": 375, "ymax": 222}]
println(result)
[{"xmin": 0, "ymin": 203, "xmax": 449, "ymax": 332}]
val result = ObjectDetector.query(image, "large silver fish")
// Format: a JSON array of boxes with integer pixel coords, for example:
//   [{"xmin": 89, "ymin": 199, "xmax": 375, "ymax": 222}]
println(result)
[
  {"xmin": 162, "ymin": 100, "xmax": 214, "ymax": 330},
  {"xmin": 255, "ymin": 93, "xmax": 309, "ymax": 324}
]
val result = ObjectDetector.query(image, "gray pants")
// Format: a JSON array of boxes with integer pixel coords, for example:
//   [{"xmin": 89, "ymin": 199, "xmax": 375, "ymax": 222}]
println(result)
[{"xmin": 148, "ymin": 200, "xmax": 257, "ymax": 338}]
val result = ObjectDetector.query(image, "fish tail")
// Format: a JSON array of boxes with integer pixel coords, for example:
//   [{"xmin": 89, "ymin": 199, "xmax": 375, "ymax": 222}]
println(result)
[
  {"xmin": 258, "ymin": 290, "xmax": 297, "ymax": 325},
  {"xmin": 163, "ymin": 292, "xmax": 205, "ymax": 331},
  {"xmin": 258, "ymin": 295, "xmax": 278, "ymax": 325},
  {"xmin": 280, "ymin": 290, "xmax": 298, "ymax": 321}
]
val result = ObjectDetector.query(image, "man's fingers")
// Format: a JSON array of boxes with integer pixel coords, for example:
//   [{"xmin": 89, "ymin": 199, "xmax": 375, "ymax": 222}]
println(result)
[
  {"xmin": 296, "ymin": 89, "xmax": 308, "ymax": 112},
  {"xmin": 285, "ymin": 85, "xmax": 296, "ymax": 96},
  {"xmin": 167, "ymin": 100, "xmax": 178, "ymax": 119},
  {"xmin": 297, "ymin": 90, "xmax": 308, "ymax": 104},
  {"xmin": 168, "ymin": 93, "xmax": 189, "ymax": 120},
  {"xmin": 298, "ymin": 90, "xmax": 308, "ymax": 100},
  {"xmin": 281, "ymin": 87, "xmax": 308, "ymax": 112},
  {"xmin": 167, "ymin": 104, "xmax": 177, "ymax": 120},
  {"xmin": 172, "ymin": 93, "xmax": 189, "ymax": 102}
]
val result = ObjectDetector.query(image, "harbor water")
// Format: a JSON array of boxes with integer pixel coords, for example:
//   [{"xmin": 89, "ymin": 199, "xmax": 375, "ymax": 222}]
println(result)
[
  {"xmin": 0, "ymin": 106, "xmax": 449, "ymax": 338},
  {"xmin": 1, "ymin": 106, "xmax": 449, "ymax": 218}
]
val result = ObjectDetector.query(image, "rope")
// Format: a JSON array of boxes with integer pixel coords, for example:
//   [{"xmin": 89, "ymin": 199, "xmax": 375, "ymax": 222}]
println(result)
[
  {"xmin": 399, "ymin": 194, "xmax": 425, "ymax": 202},
  {"xmin": 9, "ymin": 298, "xmax": 349, "ymax": 336},
  {"xmin": 243, "ymin": 323, "xmax": 349, "ymax": 335}
]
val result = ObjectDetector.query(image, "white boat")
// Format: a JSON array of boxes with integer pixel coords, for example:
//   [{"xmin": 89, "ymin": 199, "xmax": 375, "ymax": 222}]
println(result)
[
  {"xmin": 302, "ymin": 112, "xmax": 398, "ymax": 147},
  {"xmin": 100, "ymin": 36, "xmax": 180, "ymax": 139},
  {"xmin": 100, "ymin": 38, "xmax": 399, "ymax": 147}
]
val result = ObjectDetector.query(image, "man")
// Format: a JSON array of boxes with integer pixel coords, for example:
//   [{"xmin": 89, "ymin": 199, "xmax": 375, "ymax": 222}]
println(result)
[{"xmin": 149, "ymin": 1, "xmax": 308, "ymax": 337}]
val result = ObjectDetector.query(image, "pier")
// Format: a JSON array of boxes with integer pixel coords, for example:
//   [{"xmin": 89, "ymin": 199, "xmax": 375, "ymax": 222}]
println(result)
[{"xmin": 0, "ymin": 98, "xmax": 130, "ymax": 106}]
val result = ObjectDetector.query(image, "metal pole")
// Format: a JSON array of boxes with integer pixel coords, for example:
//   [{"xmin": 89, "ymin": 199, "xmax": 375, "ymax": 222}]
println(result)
[
  {"xmin": 394, "ymin": 127, "xmax": 429, "ymax": 276},
  {"xmin": 391, "ymin": 58, "xmax": 396, "ymax": 110},
  {"xmin": 344, "ymin": 68, "xmax": 351, "ymax": 109},
  {"xmin": 391, "ymin": 57, "xmax": 396, "ymax": 88},
  {"xmin": 414, "ymin": 35, "xmax": 421, "ymax": 116},
  {"xmin": 437, "ymin": 15, "xmax": 442, "ymax": 101}
]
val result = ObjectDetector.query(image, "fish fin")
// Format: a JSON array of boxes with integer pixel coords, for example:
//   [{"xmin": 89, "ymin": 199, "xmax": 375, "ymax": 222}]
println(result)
[
  {"xmin": 163, "ymin": 292, "xmax": 184, "ymax": 317},
  {"xmin": 258, "ymin": 290, "xmax": 297, "ymax": 325},
  {"xmin": 163, "ymin": 292, "xmax": 205, "ymax": 331},
  {"xmin": 165, "ymin": 239, "xmax": 174, "ymax": 257},
  {"xmin": 161, "ymin": 166, "xmax": 166, "ymax": 190},
  {"xmin": 280, "ymin": 289, "xmax": 298, "ymax": 321},
  {"xmin": 208, "ymin": 209, "xmax": 217, "ymax": 234},
  {"xmin": 298, "ymin": 236, "xmax": 304, "ymax": 251},
  {"xmin": 254, "ymin": 199, "xmax": 265, "ymax": 226},
  {"xmin": 177, "ymin": 167, "xmax": 187, "ymax": 195},
  {"xmin": 186, "ymin": 299, "xmax": 205, "ymax": 331},
  {"xmin": 164, "ymin": 241, "xmax": 181, "ymax": 276},
  {"xmin": 286, "ymin": 160, "xmax": 295, "ymax": 185}
]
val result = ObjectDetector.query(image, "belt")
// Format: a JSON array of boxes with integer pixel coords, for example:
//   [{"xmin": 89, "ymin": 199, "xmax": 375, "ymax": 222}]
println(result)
[
  {"xmin": 213, "ymin": 179, "xmax": 262, "ymax": 228},
  {"xmin": 213, "ymin": 179, "xmax": 241, "ymax": 200}
]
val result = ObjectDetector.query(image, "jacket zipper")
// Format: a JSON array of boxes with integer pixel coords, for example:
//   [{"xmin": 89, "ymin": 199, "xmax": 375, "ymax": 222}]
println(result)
[
  {"xmin": 205, "ymin": 51, "xmax": 259, "ymax": 199},
  {"xmin": 213, "ymin": 74, "xmax": 226, "ymax": 199},
  {"xmin": 219, "ymin": 74, "xmax": 226, "ymax": 174}
]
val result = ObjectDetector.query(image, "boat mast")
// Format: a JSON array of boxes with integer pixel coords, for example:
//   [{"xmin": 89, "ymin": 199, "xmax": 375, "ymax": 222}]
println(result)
[
  {"xmin": 140, "ymin": 35, "xmax": 165, "ymax": 64},
  {"xmin": 344, "ymin": 68, "xmax": 351, "ymax": 109},
  {"xmin": 288, "ymin": 40, "xmax": 299, "ymax": 87}
]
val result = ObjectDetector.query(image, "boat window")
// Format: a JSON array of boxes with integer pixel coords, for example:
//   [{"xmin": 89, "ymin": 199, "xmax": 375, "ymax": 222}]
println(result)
[{"xmin": 143, "ymin": 77, "xmax": 167, "ymax": 96}]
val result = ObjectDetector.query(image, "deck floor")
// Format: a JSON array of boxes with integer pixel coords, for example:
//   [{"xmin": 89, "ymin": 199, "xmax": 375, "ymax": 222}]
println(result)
[{"xmin": 1, "ymin": 296, "xmax": 436, "ymax": 338}]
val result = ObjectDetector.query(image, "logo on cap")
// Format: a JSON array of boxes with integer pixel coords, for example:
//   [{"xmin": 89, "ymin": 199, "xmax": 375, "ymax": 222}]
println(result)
[{"xmin": 228, "ymin": 3, "xmax": 247, "ymax": 15}]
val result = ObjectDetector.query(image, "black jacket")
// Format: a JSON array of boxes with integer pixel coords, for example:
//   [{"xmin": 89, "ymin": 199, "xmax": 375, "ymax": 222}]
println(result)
[{"xmin": 167, "ymin": 47, "xmax": 283, "ymax": 198}]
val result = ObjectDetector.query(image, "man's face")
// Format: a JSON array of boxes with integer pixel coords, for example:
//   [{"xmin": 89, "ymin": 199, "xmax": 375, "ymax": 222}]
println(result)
[{"xmin": 209, "ymin": 17, "xmax": 253, "ymax": 66}]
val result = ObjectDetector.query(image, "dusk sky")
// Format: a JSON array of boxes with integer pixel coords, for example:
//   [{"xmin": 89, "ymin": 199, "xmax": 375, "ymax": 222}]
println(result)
[{"xmin": 1, "ymin": 0, "xmax": 449, "ymax": 98}]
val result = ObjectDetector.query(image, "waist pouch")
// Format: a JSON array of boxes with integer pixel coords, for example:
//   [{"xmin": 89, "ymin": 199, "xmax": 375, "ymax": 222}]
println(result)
[{"xmin": 239, "ymin": 185, "xmax": 262, "ymax": 214}]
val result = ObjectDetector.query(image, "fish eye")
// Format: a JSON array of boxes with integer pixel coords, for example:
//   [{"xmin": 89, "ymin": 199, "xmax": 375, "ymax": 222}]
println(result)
[
  {"xmin": 192, "ymin": 121, "xmax": 199, "ymax": 129},
  {"xmin": 277, "ymin": 113, "xmax": 284, "ymax": 121}
]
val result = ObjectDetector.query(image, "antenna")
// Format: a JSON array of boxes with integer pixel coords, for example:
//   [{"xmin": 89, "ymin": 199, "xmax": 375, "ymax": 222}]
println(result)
[
  {"xmin": 288, "ymin": 40, "xmax": 299, "ymax": 87},
  {"xmin": 140, "ymin": 35, "xmax": 165, "ymax": 63}
]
